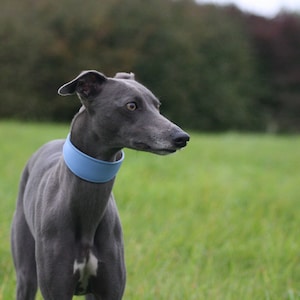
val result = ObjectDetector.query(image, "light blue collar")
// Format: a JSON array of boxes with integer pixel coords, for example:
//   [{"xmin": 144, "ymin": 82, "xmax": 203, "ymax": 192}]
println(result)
[{"xmin": 63, "ymin": 134, "xmax": 124, "ymax": 183}]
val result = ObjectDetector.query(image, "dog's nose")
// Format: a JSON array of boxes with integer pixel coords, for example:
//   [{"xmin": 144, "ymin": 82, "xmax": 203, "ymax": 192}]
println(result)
[{"xmin": 173, "ymin": 131, "xmax": 190, "ymax": 148}]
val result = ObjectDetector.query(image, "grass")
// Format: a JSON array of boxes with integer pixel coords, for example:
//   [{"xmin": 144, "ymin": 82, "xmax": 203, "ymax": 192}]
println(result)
[{"xmin": 1, "ymin": 120, "xmax": 300, "ymax": 299}]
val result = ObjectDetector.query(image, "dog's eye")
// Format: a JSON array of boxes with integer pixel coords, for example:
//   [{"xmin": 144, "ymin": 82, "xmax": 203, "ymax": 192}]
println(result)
[{"xmin": 126, "ymin": 102, "xmax": 137, "ymax": 111}]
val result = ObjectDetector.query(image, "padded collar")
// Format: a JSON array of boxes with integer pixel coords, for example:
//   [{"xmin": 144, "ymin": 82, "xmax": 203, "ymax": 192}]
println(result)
[{"xmin": 63, "ymin": 134, "xmax": 124, "ymax": 183}]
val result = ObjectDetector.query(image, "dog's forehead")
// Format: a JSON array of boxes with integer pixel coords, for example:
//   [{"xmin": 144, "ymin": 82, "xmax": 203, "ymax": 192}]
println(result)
[{"xmin": 111, "ymin": 78, "xmax": 155, "ymax": 98}]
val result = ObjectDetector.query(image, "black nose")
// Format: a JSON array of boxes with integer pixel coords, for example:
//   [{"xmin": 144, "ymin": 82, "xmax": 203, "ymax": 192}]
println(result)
[{"xmin": 173, "ymin": 131, "xmax": 190, "ymax": 148}]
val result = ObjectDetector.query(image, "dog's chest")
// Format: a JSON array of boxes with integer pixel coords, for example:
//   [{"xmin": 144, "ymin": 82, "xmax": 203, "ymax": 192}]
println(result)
[{"xmin": 73, "ymin": 251, "xmax": 98, "ymax": 294}]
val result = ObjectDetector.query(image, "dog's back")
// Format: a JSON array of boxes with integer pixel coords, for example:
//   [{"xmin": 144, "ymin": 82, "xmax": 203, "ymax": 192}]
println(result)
[{"xmin": 15, "ymin": 140, "xmax": 65, "ymax": 233}]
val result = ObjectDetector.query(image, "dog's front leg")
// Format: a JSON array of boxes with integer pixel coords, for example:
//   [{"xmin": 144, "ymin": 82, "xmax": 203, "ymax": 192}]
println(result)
[{"xmin": 36, "ymin": 237, "xmax": 76, "ymax": 300}]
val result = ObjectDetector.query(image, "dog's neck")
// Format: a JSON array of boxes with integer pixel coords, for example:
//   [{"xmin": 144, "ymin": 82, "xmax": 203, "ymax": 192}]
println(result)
[
  {"xmin": 64, "ymin": 108, "xmax": 124, "ymax": 183},
  {"xmin": 69, "ymin": 107, "xmax": 122, "ymax": 162}
]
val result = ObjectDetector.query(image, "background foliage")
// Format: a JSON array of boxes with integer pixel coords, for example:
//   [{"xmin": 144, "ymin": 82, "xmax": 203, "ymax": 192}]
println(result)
[{"xmin": 0, "ymin": 0, "xmax": 300, "ymax": 132}]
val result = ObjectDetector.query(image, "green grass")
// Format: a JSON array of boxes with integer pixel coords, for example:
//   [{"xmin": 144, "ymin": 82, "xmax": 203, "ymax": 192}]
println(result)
[{"xmin": 1, "ymin": 120, "xmax": 300, "ymax": 299}]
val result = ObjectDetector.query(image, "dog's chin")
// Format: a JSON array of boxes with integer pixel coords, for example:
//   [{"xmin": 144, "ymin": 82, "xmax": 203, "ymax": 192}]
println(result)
[
  {"xmin": 150, "ymin": 149, "xmax": 177, "ymax": 155},
  {"xmin": 131, "ymin": 142, "xmax": 177, "ymax": 155}
]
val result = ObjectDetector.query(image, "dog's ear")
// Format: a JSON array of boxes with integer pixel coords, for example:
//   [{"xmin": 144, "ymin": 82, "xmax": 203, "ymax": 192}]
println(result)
[
  {"xmin": 114, "ymin": 72, "xmax": 135, "ymax": 80},
  {"xmin": 58, "ymin": 70, "xmax": 107, "ymax": 99}
]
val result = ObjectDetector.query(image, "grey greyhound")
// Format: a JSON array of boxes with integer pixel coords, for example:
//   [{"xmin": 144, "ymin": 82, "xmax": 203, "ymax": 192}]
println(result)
[{"xmin": 11, "ymin": 70, "xmax": 190, "ymax": 300}]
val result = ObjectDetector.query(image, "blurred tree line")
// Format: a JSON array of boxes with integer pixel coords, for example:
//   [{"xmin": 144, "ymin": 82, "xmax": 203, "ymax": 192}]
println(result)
[{"xmin": 0, "ymin": 0, "xmax": 300, "ymax": 132}]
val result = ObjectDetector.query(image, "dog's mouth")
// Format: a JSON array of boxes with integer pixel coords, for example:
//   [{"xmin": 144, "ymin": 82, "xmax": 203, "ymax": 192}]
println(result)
[{"xmin": 132, "ymin": 142, "xmax": 177, "ymax": 155}]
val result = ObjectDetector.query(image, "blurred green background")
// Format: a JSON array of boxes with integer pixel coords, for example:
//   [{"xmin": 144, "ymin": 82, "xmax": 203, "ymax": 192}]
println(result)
[{"xmin": 1, "ymin": 1, "xmax": 300, "ymax": 299}]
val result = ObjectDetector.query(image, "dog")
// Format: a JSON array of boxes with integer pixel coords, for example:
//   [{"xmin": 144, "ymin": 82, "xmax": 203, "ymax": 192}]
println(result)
[{"xmin": 11, "ymin": 70, "xmax": 190, "ymax": 299}]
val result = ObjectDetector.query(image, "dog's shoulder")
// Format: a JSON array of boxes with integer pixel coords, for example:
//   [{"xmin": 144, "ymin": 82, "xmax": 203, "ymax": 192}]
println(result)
[{"xmin": 26, "ymin": 139, "xmax": 65, "ymax": 172}]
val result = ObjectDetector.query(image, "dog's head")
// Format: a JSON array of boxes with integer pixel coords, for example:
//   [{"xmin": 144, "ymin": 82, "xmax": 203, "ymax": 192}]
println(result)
[{"xmin": 58, "ymin": 70, "xmax": 189, "ymax": 155}]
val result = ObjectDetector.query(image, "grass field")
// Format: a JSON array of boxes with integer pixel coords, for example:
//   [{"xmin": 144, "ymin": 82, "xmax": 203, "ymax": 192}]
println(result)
[{"xmin": 1, "ymin": 120, "xmax": 300, "ymax": 299}]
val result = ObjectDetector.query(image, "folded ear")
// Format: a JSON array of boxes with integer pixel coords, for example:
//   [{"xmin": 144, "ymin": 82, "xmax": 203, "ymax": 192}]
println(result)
[
  {"xmin": 114, "ymin": 72, "xmax": 135, "ymax": 80},
  {"xmin": 58, "ymin": 70, "xmax": 107, "ymax": 98}
]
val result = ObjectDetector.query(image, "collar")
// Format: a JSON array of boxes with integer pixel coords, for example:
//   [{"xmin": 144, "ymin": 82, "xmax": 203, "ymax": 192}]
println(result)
[{"xmin": 63, "ymin": 134, "xmax": 124, "ymax": 183}]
